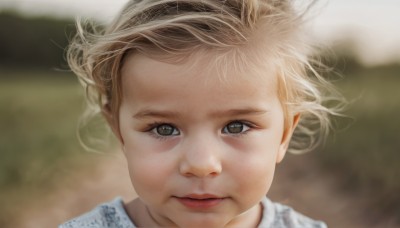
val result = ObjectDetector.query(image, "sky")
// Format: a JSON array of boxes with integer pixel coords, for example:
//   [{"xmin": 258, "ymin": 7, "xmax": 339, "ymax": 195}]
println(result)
[{"xmin": 1, "ymin": 0, "xmax": 400, "ymax": 65}]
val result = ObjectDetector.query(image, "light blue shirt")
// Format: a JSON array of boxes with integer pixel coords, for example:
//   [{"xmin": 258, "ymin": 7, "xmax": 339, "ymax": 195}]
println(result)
[{"xmin": 60, "ymin": 197, "xmax": 327, "ymax": 228}]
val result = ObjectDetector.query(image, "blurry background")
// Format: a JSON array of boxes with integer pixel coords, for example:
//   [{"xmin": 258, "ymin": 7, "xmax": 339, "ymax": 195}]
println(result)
[{"xmin": 0, "ymin": 0, "xmax": 399, "ymax": 227}]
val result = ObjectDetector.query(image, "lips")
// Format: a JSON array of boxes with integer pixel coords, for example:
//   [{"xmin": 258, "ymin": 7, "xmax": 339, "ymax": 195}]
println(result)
[{"xmin": 175, "ymin": 194, "xmax": 226, "ymax": 209}]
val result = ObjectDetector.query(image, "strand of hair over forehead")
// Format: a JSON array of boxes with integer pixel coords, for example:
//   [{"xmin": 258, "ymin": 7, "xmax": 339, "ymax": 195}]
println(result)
[
  {"xmin": 69, "ymin": 0, "xmax": 294, "ymax": 113},
  {"xmin": 67, "ymin": 0, "xmax": 345, "ymax": 154}
]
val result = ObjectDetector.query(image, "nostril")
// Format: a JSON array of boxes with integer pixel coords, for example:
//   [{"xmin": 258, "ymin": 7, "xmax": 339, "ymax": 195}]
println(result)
[
  {"xmin": 179, "ymin": 162, "xmax": 222, "ymax": 178},
  {"xmin": 209, "ymin": 171, "xmax": 220, "ymax": 177}
]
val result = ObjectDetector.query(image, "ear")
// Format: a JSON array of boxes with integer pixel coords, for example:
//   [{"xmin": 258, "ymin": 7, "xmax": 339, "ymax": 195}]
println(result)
[
  {"xmin": 102, "ymin": 103, "xmax": 124, "ymax": 145},
  {"xmin": 276, "ymin": 113, "xmax": 300, "ymax": 163}
]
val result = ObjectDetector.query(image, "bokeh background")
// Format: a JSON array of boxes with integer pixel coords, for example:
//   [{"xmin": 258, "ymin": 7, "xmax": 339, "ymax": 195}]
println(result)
[{"xmin": 1, "ymin": 0, "xmax": 399, "ymax": 227}]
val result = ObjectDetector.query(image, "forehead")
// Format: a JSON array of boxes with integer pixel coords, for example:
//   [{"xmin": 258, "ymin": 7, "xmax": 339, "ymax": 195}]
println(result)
[
  {"xmin": 119, "ymin": 52, "xmax": 282, "ymax": 119},
  {"xmin": 121, "ymin": 50, "xmax": 277, "ymax": 91}
]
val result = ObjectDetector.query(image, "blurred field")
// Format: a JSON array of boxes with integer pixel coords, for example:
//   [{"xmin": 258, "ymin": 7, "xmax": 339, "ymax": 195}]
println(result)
[
  {"xmin": 0, "ymin": 70, "xmax": 91, "ymax": 226},
  {"xmin": 320, "ymin": 63, "xmax": 400, "ymax": 222}
]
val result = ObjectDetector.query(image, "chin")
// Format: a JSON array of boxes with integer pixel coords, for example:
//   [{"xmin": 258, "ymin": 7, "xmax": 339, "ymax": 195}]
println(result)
[{"xmin": 174, "ymin": 214, "xmax": 230, "ymax": 228}]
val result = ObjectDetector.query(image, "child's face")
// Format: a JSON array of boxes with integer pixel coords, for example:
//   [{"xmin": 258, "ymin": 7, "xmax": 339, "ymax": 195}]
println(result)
[{"xmin": 117, "ymin": 53, "xmax": 297, "ymax": 227}]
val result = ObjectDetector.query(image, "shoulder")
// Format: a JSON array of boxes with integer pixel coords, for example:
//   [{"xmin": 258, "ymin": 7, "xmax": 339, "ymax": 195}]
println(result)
[
  {"xmin": 59, "ymin": 197, "xmax": 136, "ymax": 228},
  {"xmin": 259, "ymin": 197, "xmax": 327, "ymax": 228}
]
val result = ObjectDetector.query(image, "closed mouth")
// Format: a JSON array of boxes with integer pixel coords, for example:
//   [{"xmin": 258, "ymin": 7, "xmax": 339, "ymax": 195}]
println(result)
[
  {"xmin": 182, "ymin": 194, "xmax": 222, "ymax": 200},
  {"xmin": 174, "ymin": 194, "xmax": 227, "ymax": 209}
]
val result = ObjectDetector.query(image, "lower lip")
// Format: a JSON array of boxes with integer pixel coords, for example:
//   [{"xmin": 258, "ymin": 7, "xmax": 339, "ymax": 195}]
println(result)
[{"xmin": 176, "ymin": 197, "xmax": 225, "ymax": 209}]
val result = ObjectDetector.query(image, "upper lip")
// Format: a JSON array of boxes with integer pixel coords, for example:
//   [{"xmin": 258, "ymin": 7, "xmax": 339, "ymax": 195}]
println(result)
[{"xmin": 179, "ymin": 193, "xmax": 222, "ymax": 199}]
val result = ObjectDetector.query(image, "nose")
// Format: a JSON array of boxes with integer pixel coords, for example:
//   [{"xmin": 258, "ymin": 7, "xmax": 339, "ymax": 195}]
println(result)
[{"xmin": 179, "ymin": 136, "xmax": 222, "ymax": 178}]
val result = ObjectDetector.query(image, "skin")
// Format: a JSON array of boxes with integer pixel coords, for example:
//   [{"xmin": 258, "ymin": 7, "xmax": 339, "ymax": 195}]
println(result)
[{"xmin": 110, "ymin": 52, "xmax": 299, "ymax": 228}]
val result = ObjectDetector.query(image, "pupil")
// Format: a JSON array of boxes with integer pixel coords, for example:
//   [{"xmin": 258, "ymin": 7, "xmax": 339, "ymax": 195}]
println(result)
[
  {"xmin": 157, "ymin": 125, "xmax": 173, "ymax": 135},
  {"xmin": 228, "ymin": 122, "xmax": 243, "ymax": 133}
]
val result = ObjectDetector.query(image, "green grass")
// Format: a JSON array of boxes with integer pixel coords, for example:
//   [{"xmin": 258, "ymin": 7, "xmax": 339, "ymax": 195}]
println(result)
[
  {"xmin": 321, "ymin": 64, "xmax": 400, "ymax": 219},
  {"xmin": 0, "ymin": 70, "xmax": 107, "ymax": 226}
]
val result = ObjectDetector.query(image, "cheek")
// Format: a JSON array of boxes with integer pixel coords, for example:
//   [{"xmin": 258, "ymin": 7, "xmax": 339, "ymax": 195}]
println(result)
[
  {"xmin": 129, "ymin": 163, "xmax": 162, "ymax": 195},
  {"xmin": 224, "ymin": 150, "xmax": 276, "ymax": 211},
  {"xmin": 231, "ymin": 151, "xmax": 276, "ymax": 193},
  {"xmin": 225, "ymin": 131, "xmax": 281, "ymax": 196},
  {"xmin": 123, "ymin": 140, "xmax": 177, "ymax": 200}
]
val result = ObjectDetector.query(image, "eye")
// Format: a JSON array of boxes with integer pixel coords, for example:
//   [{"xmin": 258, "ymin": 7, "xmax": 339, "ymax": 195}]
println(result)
[
  {"xmin": 152, "ymin": 124, "xmax": 180, "ymax": 136},
  {"xmin": 222, "ymin": 121, "xmax": 250, "ymax": 134}
]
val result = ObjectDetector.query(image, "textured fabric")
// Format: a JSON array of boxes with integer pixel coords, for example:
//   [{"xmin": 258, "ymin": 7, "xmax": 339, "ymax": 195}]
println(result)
[
  {"xmin": 258, "ymin": 197, "xmax": 327, "ymax": 228},
  {"xmin": 59, "ymin": 197, "xmax": 327, "ymax": 228},
  {"xmin": 59, "ymin": 197, "xmax": 135, "ymax": 228}
]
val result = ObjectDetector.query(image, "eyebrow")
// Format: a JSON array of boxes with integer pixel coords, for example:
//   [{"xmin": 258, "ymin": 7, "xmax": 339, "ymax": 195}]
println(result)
[
  {"xmin": 133, "ymin": 110, "xmax": 181, "ymax": 119},
  {"xmin": 133, "ymin": 107, "xmax": 268, "ymax": 120},
  {"xmin": 210, "ymin": 108, "xmax": 269, "ymax": 118}
]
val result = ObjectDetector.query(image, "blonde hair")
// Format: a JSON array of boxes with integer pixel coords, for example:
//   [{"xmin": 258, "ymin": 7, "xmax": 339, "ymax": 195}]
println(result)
[{"xmin": 67, "ymin": 0, "xmax": 344, "ymax": 154}]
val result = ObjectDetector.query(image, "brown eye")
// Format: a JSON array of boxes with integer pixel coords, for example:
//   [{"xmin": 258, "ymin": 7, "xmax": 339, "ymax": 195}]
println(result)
[
  {"xmin": 222, "ymin": 121, "xmax": 250, "ymax": 134},
  {"xmin": 154, "ymin": 124, "xmax": 180, "ymax": 136}
]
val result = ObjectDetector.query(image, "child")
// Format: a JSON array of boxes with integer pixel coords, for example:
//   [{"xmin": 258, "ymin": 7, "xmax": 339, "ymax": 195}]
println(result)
[{"xmin": 61, "ymin": 0, "xmax": 340, "ymax": 227}]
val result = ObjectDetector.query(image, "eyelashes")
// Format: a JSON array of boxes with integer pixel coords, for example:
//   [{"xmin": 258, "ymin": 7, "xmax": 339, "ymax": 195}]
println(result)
[
  {"xmin": 222, "ymin": 121, "xmax": 251, "ymax": 135},
  {"xmin": 151, "ymin": 123, "xmax": 180, "ymax": 136},
  {"xmin": 145, "ymin": 120, "xmax": 254, "ymax": 140},
  {"xmin": 144, "ymin": 122, "xmax": 180, "ymax": 141}
]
